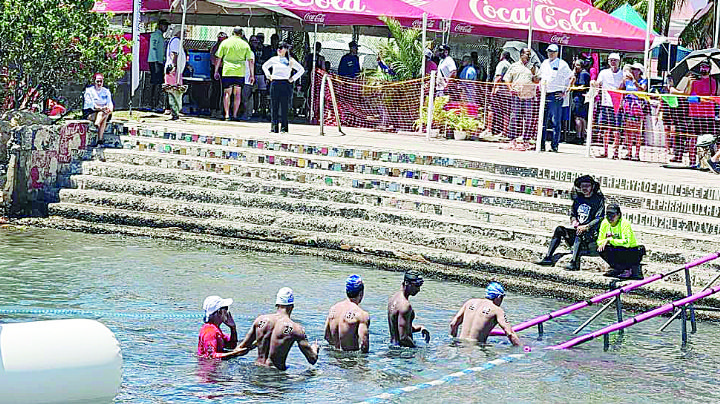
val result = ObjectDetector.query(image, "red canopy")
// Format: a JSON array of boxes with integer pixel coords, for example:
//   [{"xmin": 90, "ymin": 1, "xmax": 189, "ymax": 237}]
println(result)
[
  {"xmin": 420, "ymin": 0, "xmax": 652, "ymax": 51},
  {"xmin": 228, "ymin": 0, "xmax": 441, "ymax": 28},
  {"xmin": 92, "ymin": 0, "xmax": 170, "ymax": 13}
]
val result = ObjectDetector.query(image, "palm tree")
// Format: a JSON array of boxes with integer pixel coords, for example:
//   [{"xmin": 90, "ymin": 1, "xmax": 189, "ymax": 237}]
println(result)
[
  {"xmin": 373, "ymin": 16, "xmax": 424, "ymax": 81},
  {"xmin": 594, "ymin": 0, "xmax": 714, "ymax": 48}
]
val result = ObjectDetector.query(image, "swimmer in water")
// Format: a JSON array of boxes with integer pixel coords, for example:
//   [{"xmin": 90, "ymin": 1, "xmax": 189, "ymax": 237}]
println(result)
[
  {"xmin": 197, "ymin": 295, "xmax": 254, "ymax": 359},
  {"xmin": 324, "ymin": 274, "xmax": 371, "ymax": 353},
  {"xmin": 232, "ymin": 287, "xmax": 318, "ymax": 370},
  {"xmin": 387, "ymin": 271, "xmax": 430, "ymax": 347},
  {"xmin": 449, "ymin": 282, "xmax": 521, "ymax": 346}
]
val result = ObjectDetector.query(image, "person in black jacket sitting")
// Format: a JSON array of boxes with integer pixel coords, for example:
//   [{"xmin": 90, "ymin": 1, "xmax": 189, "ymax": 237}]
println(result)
[{"xmin": 537, "ymin": 175, "xmax": 606, "ymax": 271}]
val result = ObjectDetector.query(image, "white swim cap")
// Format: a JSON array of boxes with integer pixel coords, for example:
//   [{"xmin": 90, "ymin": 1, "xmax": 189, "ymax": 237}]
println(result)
[{"xmin": 276, "ymin": 287, "xmax": 295, "ymax": 306}]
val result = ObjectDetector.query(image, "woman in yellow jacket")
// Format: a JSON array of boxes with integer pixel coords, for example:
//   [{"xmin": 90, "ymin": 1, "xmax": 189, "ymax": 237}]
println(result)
[{"xmin": 597, "ymin": 203, "xmax": 645, "ymax": 279}]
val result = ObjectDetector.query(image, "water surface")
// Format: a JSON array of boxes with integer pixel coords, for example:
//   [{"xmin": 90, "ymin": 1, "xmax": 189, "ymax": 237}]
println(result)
[{"xmin": 1, "ymin": 228, "xmax": 719, "ymax": 403}]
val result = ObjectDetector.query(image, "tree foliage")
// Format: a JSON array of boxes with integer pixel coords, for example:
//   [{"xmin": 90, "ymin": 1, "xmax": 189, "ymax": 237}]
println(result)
[
  {"xmin": 0, "ymin": 0, "xmax": 131, "ymax": 112},
  {"xmin": 594, "ymin": 0, "xmax": 713, "ymax": 48},
  {"xmin": 373, "ymin": 16, "xmax": 424, "ymax": 82}
]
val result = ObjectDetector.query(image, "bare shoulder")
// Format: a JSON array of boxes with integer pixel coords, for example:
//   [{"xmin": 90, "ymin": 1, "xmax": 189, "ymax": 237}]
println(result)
[{"xmin": 291, "ymin": 321, "xmax": 308, "ymax": 340}]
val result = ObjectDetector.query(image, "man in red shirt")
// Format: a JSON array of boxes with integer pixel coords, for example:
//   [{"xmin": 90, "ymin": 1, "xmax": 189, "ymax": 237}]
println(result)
[{"xmin": 197, "ymin": 295, "xmax": 253, "ymax": 359}]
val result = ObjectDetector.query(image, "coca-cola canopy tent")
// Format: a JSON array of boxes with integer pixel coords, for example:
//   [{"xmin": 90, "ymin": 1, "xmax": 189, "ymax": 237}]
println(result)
[
  {"xmin": 419, "ymin": 0, "xmax": 653, "ymax": 52},
  {"xmin": 92, "ymin": 0, "xmax": 170, "ymax": 13},
  {"xmin": 222, "ymin": 0, "xmax": 441, "ymax": 29}
]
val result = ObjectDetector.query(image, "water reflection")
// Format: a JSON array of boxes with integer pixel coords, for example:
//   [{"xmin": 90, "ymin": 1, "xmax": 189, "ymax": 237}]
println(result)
[{"xmin": 1, "ymin": 228, "xmax": 720, "ymax": 403}]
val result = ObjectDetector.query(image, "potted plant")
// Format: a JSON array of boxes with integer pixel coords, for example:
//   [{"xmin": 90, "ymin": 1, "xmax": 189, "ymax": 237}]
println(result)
[
  {"xmin": 444, "ymin": 107, "xmax": 479, "ymax": 140},
  {"xmin": 415, "ymin": 95, "xmax": 449, "ymax": 137}
]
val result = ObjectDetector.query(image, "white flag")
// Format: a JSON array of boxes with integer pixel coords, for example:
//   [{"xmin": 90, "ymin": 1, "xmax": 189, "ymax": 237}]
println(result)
[{"xmin": 131, "ymin": 0, "xmax": 141, "ymax": 96}]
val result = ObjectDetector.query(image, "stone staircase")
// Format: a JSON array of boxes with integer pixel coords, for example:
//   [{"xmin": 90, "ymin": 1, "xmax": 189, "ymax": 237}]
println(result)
[{"xmin": 39, "ymin": 121, "xmax": 720, "ymax": 308}]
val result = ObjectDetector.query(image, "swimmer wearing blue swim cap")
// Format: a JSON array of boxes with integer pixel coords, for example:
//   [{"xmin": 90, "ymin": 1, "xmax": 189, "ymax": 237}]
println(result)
[
  {"xmin": 325, "ymin": 274, "xmax": 370, "ymax": 352},
  {"xmin": 449, "ymin": 282, "xmax": 521, "ymax": 346},
  {"xmin": 387, "ymin": 271, "xmax": 429, "ymax": 347}
]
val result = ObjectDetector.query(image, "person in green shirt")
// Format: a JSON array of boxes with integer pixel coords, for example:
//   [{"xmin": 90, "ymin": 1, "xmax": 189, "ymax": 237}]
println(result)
[
  {"xmin": 214, "ymin": 26, "xmax": 255, "ymax": 121},
  {"xmin": 597, "ymin": 204, "xmax": 645, "ymax": 279}
]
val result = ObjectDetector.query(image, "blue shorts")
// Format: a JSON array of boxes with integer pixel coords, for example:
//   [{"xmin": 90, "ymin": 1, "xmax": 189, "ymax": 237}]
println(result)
[
  {"xmin": 598, "ymin": 105, "xmax": 622, "ymax": 128},
  {"xmin": 222, "ymin": 76, "xmax": 244, "ymax": 89}
]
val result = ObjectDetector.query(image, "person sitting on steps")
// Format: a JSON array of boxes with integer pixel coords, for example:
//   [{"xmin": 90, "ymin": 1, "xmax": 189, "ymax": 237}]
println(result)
[
  {"xmin": 537, "ymin": 175, "xmax": 605, "ymax": 271},
  {"xmin": 597, "ymin": 203, "xmax": 645, "ymax": 279}
]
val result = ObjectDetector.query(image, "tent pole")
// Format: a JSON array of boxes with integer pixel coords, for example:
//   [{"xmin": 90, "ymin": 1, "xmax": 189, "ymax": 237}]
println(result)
[
  {"xmin": 419, "ymin": 13, "xmax": 427, "ymax": 134},
  {"xmin": 527, "ymin": 0, "xmax": 534, "ymax": 47},
  {"xmin": 178, "ymin": 0, "xmax": 188, "ymax": 86},
  {"xmin": 643, "ymin": 0, "xmax": 654, "ymax": 78},
  {"xmin": 130, "ymin": 0, "xmax": 141, "ymax": 117},
  {"xmin": 310, "ymin": 23, "xmax": 318, "ymax": 123},
  {"xmin": 715, "ymin": 0, "xmax": 720, "ymax": 49}
]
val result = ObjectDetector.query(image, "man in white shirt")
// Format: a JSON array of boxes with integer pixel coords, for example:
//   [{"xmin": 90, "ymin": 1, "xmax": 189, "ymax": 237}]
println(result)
[
  {"xmin": 539, "ymin": 44, "xmax": 573, "ymax": 152},
  {"xmin": 148, "ymin": 19, "xmax": 168, "ymax": 112},
  {"xmin": 436, "ymin": 44, "xmax": 457, "ymax": 96},
  {"xmin": 592, "ymin": 53, "xmax": 624, "ymax": 158},
  {"xmin": 83, "ymin": 73, "xmax": 114, "ymax": 146}
]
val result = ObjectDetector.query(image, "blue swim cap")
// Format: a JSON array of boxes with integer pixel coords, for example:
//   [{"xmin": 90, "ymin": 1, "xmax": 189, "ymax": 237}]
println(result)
[
  {"xmin": 485, "ymin": 282, "xmax": 506, "ymax": 300},
  {"xmin": 346, "ymin": 274, "xmax": 364, "ymax": 294}
]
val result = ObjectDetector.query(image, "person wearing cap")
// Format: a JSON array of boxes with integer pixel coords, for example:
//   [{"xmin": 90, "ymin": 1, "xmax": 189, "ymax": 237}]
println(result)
[
  {"xmin": 450, "ymin": 282, "xmax": 521, "ymax": 345},
  {"xmin": 537, "ymin": 175, "xmax": 605, "ymax": 271},
  {"xmin": 685, "ymin": 61, "xmax": 718, "ymax": 169},
  {"xmin": 198, "ymin": 295, "xmax": 252, "ymax": 359},
  {"xmin": 424, "ymin": 48, "xmax": 438, "ymax": 76},
  {"xmin": 262, "ymin": 41, "xmax": 305, "ymax": 133},
  {"xmin": 539, "ymin": 44, "xmax": 573, "ymax": 152},
  {"xmin": 235, "ymin": 287, "xmax": 318, "ymax": 370},
  {"xmin": 436, "ymin": 44, "xmax": 457, "ymax": 96},
  {"xmin": 387, "ymin": 271, "xmax": 430, "ymax": 347},
  {"xmin": 148, "ymin": 19, "xmax": 169, "ymax": 113},
  {"xmin": 618, "ymin": 62, "xmax": 648, "ymax": 161},
  {"xmin": 592, "ymin": 53, "xmax": 624, "ymax": 159},
  {"xmin": 338, "ymin": 41, "xmax": 361, "ymax": 79},
  {"xmin": 214, "ymin": 27, "xmax": 255, "ymax": 121},
  {"xmin": 324, "ymin": 274, "xmax": 371, "ymax": 352},
  {"xmin": 597, "ymin": 204, "xmax": 645, "ymax": 279}
]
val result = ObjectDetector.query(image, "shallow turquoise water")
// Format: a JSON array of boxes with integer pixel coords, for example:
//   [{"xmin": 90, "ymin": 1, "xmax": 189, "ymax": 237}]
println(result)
[{"xmin": 1, "ymin": 228, "xmax": 719, "ymax": 403}]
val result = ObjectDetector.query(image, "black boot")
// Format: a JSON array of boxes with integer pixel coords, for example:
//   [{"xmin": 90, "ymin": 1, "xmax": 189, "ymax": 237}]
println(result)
[
  {"xmin": 564, "ymin": 238, "xmax": 582, "ymax": 271},
  {"xmin": 536, "ymin": 235, "xmax": 562, "ymax": 266}
]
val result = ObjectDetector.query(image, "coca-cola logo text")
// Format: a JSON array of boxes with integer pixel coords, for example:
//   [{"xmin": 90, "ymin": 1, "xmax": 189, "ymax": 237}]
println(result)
[
  {"xmin": 304, "ymin": 13, "xmax": 327, "ymax": 23},
  {"xmin": 454, "ymin": 23, "xmax": 473, "ymax": 33},
  {"xmin": 550, "ymin": 34, "xmax": 570, "ymax": 45},
  {"xmin": 468, "ymin": 0, "xmax": 602, "ymax": 35},
  {"xmin": 411, "ymin": 19, "xmax": 436, "ymax": 29},
  {"xmin": 291, "ymin": 0, "xmax": 366, "ymax": 13}
]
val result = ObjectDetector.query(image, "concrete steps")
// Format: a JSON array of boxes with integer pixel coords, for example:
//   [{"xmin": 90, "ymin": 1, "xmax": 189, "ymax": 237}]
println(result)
[{"xmin": 42, "ymin": 121, "xmax": 720, "ymax": 297}]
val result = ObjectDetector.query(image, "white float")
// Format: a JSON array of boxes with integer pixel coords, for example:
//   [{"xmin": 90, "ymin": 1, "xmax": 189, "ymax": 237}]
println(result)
[{"xmin": 0, "ymin": 319, "xmax": 122, "ymax": 404}]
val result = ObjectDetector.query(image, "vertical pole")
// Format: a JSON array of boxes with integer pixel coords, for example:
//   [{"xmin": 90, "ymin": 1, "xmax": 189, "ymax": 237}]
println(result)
[
  {"xmin": 684, "ymin": 267, "xmax": 697, "ymax": 333},
  {"xmin": 643, "ymin": 0, "xmax": 654, "ymax": 78},
  {"xmin": 680, "ymin": 305, "xmax": 688, "ymax": 347},
  {"xmin": 418, "ymin": 13, "xmax": 428, "ymax": 134},
  {"xmin": 310, "ymin": 24, "xmax": 318, "ymax": 123},
  {"xmin": 585, "ymin": 89, "xmax": 595, "ymax": 156},
  {"xmin": 615, "ymin": 294, "xmax": 623, "ymax": 335},
  {"xmin": 537, "ymin": 322, "xmax": 543, "ymax": 339},
  {"xmin": 527, "ymin": 0, "xmax": 534, "ymax": 47},
  {"xmin": 715, "ymin": 0, "xmax": 720, "ymax": 51},
  {"xmin": 425, "ymin": 70, "xmax": 437, "ymax": 140},
  {"xmin": 535, "ymin": 82, "xmax": 546, "ymax": 152},
  {"xmin": 603, "ymin": 333, "xmax": 609, "ymax": 351},
  {"xmin": 319, "ymin": 73, "xmax": 327, "ymax": 135},
  {"xmin": 178, "ymin": 0, "xmax": 188, "ymax": 86}
]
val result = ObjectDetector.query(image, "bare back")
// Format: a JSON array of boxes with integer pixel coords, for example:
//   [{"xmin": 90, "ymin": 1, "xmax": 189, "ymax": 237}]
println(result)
[
  {"xmin": 325, "ymin": 299, "xmax": 370, "ymax": 352},
  {"xmin": 248, "ymin": 313, "xmax": 278, "ymax": 366},
  {"xmin": 456, "ymin": 299, "xmax": 501, "ymax": 343},
  {"xmin": 387, "ymin": 290, "xmax": 414, "ymax": 347}
]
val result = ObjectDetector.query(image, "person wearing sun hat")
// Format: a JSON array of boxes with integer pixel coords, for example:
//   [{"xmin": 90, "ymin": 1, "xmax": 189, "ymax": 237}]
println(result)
[
  {"xmin": 234, "ymin": 287, "xmax": 319, "ymax": 370},
  {"xmin": 198, "ymin": 295, "xmax": 253, "ymax": 359},
  {"xmin": 324, "ymin": 274, "xmax": 371, "ymax": 352},
  {"xmin": 450, "ymin": 281, "xmax": 521, "ymax": 345}
]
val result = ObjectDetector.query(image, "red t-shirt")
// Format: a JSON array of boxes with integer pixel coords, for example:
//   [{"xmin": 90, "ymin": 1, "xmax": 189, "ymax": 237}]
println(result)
[
  {"xmin": 197, "ymin": 323, "xmax": 230, "ymax": 358},
  {"xmin": 688, "ymin": 77, "xmax": 717, "ymax": 118}
]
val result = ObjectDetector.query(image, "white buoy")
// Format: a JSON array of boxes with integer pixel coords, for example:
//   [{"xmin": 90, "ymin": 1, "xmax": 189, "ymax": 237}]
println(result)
[{"xmin": 0, "ymin": 319, "xmax": 122, "ymax": 404}]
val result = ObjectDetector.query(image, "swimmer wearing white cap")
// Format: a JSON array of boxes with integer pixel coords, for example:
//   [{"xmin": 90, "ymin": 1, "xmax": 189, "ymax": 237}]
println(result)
[
  {"xmin": 324, "ymin": 274, "xmax": 371, "ymax": 352},
  {"xmin": 449, "ymin": 282, "xmax": 521, "ymax": 345},
  {"xmin": 233, "ymin": 287, "xmax": 319, "ymax": 370}
]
